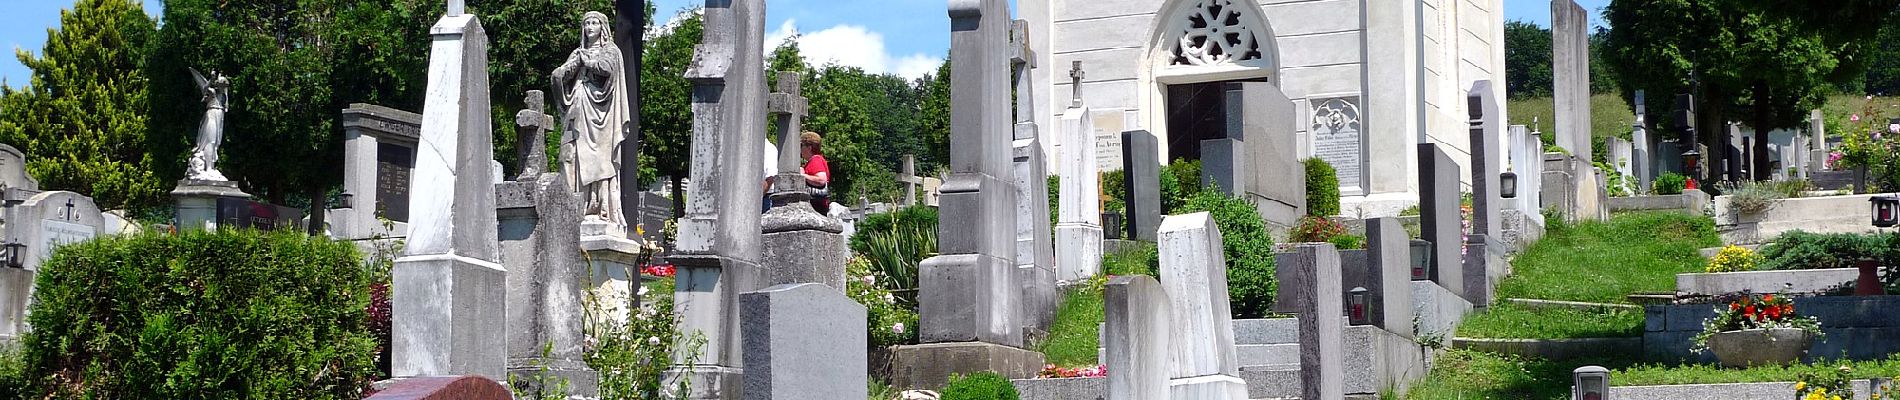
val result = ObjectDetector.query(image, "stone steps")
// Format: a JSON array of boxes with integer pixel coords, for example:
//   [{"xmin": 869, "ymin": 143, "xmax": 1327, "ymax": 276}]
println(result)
[
  {"xmin": 1237, "ymin": 343, "xmax": 1301, "ymax": 367},
  {"xmin": 1239, "ymin": 365, "xmax": 1301, "ymax": 399}
]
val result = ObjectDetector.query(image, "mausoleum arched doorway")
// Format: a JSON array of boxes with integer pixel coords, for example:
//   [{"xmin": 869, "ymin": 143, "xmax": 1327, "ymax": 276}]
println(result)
[{"xmin": 1136, "ymin": 0, "xmax": 1281, "ymax": 166}]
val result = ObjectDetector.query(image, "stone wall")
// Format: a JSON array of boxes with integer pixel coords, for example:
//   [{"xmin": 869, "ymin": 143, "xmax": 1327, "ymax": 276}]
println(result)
[
  {"xmin": 1644, "ymin": 296, "xmax": 1900, "ymax": 363},
  {"xmin": 1713, "ymin": 193, "xmax": 1888, "ymax": 245}
]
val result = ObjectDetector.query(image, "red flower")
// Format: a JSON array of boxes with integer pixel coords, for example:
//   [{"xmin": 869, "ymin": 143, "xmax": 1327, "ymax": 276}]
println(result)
[
  {"xmin": 1763, "ymin": 294, "xmax": 1775, "ymax": 302},
  {"xmin": 1766, "ymin": 305, "xmax": 1782, "ymax": 319},
  {"xmin": 1744, "ymin": 305, "xmax": 1757, "ymax": 318},
  {"xmin": 1730, "ymin": 302, "xmax": 1741, "ymax": 311}
]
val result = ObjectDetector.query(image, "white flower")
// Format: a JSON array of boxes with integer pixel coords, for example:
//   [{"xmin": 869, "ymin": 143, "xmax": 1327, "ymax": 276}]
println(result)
[
  {"xmin": 862, "ymin": 275, "xmax": 877, "ymax": 285},
  {"xmin": 892, "ymin": 322, "xmax": 906, "ymax": 334},
  {"xmin": 637, "ymin": 285, "xmax": 651, "ymax": 297},
  {"xmin": 648, "ymin": 336, "xmax": 661, "ymax": 346},
  {"xmin": 883, "ymin": 292, "xmax": 895, "ymax": 304}
]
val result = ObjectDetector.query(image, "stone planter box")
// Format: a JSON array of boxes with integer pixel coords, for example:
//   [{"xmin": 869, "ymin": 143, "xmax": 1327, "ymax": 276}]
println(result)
[
  {"xmin": 1675, "ymin": 268, "xmax": 1860, "ymax": 296},
  {"xmin": 1708, "ymin": 328, "xmax": 1813, "ymax": 368},
  {"xmin": 1644, "ymin": 296, "xmax": 1900, "ymax": 363},
  {"xmin": 1713, "ymin": 193, "xmax": 1891, "ymax": 245},
  {"xmin": 1607, "ymin": 191, "xmax": 1710, "ymax": 213}
]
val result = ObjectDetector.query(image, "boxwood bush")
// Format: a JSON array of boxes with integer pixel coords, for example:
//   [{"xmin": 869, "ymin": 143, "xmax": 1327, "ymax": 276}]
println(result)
[
  {"xmin": 20, "ymin": 230, "xmax": 377, "ymax": 399},
  {"xmin": 1759, "ymin": 231, "xmax": 1899, "ymax": 271},
  {"xmin": 1652, "ymin": 172, "xmax": 1688, "ymax": 195},
  {"xmin": 1303, "ymin": 158, "xmax": 1340, "ymax": 216},
  {"xmin": 1178, "ymin": 187, "xmax": 1278, "ymax": 318}
]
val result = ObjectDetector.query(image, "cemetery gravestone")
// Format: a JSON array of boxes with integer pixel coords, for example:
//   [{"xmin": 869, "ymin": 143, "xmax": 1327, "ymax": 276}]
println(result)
[
  {"xmin": 1056, "ymin": 61, "xmax": 1103, "ymax": 284},
  {"xmin": 740, "ymin": 283, "xmax": 867, "ymax": 400},
  {"xmin": 1810, "ymin": 110, "xmax": 1827, "ymax": 172},
  {"xmin": 1467, "ymin": 80, "xmax": 1503, "ymax": 243},
  {"xmin": 666, "ymin": 0, "xmax": 768, "ymax": 395},
  {"xmin": 1121, "ymin": 130, "xmax": 1162, "ymax": 241},
  {"xmin": 1417, "ymin": 144, "xmax": 1464, "ymax": 302},
  {"xmin": 1363, "ymin": 217, "xmax": 1415, "ymax": 338},
  {"xmin": 1104, "ymin": 275, "xmax": 1169, "ymax": 400},
  {"xmin": 214, "ymin": 197, "xmax": 303, "ymax": 230},
  {"xmin": 1312, "ymin": 95, "xmax": 1367, "ymax": 196},
  {"xmin": 1157, "ymin": 212, "xmax": 1248, "ymax": 399},
  {"xmin": 1633, "ymin": 90, "xmax": 1652, "ymax": 189},
  {"xmin": 0, "ymin": 191, "xmax": 104, "ymax": 340},
  {"xmin": 497, "ymin": 171, "xmax": 597, "ymax": 396},
  {"xmin": 1009, "ymin": 19, "xmax": 1058, "ymax": 339},
  {"xmin": 1551, "ymin": 0, "xmax": 1592, "ymax": 156},
  {"xmin": 0, "ymin": 145, "xmax": 36, "ymax": 192},
  {"xmin": 391, "ymin": 6, "xmax": 505, "ymax": 380},
  {"xmin": 761, "ymin": 71, "xmax": 847, "ymax": 291},
  {"xmin": 895, "ymin": 0, "xmax": 1040, "ymax": 389},
  {"xmin": 1231, "ymin": 82, "xmax": 1304, "ymax": 227},
  {"xmin": 336, "ymin": 103, "xmax": 422, "ymax": 239},
  {"xmin": 1274, "ymin": 244, "xmax": 1346, "ymax": 400}
]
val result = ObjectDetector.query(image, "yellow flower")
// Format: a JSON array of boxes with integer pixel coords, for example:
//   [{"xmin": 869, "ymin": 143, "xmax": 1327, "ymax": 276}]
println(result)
[
  {"xmin": 1795, "ymin": 381, "xmax": 1807, "ymax": 391},
  {"xmin": 1831, "ymin": 396, "xmax": 1842, "ymax": 400}
]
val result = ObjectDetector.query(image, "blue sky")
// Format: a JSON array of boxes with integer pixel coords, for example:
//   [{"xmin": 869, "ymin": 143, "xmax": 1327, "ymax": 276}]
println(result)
[{"xmin": 1, "ymin": 0, "xmax": 1606, "ymax": 88}]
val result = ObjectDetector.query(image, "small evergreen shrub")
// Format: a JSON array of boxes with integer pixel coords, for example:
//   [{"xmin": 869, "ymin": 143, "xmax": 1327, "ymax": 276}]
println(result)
[
  {"xmin": 21, "ymin": 230, "xmax": 376, "ymax": 399},
  {"xmin": 1163, "ymin": 159, "xmax": 1202, "ymax": 213},
  {"xmin": 1758, "ymin": 231, "xmax": 1900, "ymax": 271},
  {"xmin": 1303, "ymin": 158, "xmax": 1340, "ymax": 216},
  {"xmin": 940, "ymin": 372, "xmax": 1020, "ymax": 400},
  {"xmin": 1327, "ymin": 234, "xmax": 1366, "ymax": 250},
  {"xmin": 1652, "ymin": 172, "xmax": 1687, "ymax": 195},
  {"xmin": 1178, "ymin": 187, "xmax": 1278, "ymax": 318},
  {"xmin": 1158, "ymin": 161, "xmax": 1184, "ymax": 214}
]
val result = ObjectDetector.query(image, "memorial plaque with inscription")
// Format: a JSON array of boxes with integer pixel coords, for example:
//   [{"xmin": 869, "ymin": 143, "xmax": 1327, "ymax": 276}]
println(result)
[
  {"xmin": 1311, "ymin": 97, "xmax": 1365, "ymax": 194},
  {"xmin": 216, "ymin": 198, "xmax": 305, "ymax": 231},
  {"xmin": 1092, "ymin": 110, "xmax": 1126, "ymax": 172},
  {"xmin": 40, "ymin": 219, "xmax": 95, "ymax": 254},
  {"xmin": 376, "ymin": 142, "xmax": 416, "ymax": 222},
  {"xmin": 635, "ymin": 191, "xmax": 670, "ymax": 245}
]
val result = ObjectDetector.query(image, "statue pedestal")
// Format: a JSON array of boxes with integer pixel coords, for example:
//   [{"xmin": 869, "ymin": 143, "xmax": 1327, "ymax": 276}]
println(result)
[
  {"xmin": 171, "ymin": 179, "xmax": 251, "ymax": 232},
  {"xmin": 581, "ymin": 221, "xmax": 646, "ymax": 325}
]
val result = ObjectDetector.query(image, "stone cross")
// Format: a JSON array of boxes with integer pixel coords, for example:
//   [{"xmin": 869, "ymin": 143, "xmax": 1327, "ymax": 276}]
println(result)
[
  {"xmin": 447, "ymin": 0, "xmax": 463, "ymax": 16},
  {"xmin": 766, "ymin": 71, "xmax": 811, "ymax": 207},
  {"xmin": 898, "ymin": 154, "xmax": 923, "ymax": 206},
  {"xmin": 1009, "ymin": 19, "xmax": 1036, "ymax": 127},
  {"xmin": 515, "ymin": 90, "xmax": 553, "ymax": 181},
  {"xmin": 1069, "ymin": 61, "xmax": 1084, "ymax": 108}
]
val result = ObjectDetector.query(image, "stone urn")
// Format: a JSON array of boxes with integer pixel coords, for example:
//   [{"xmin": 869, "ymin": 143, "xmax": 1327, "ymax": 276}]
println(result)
[{"xmin": 1708, "ymin": 328, "xmax": 1813, "ymax": 368}]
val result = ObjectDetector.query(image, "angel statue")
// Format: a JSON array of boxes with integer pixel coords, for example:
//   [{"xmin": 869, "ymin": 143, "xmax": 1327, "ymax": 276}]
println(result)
[
  {"xmin": 551, "ymin": 11, "xmax": 630, "ymax": 234},
  {"xmin": 188, "ymin": 67, "xmax": 231, "ymax": 182}
]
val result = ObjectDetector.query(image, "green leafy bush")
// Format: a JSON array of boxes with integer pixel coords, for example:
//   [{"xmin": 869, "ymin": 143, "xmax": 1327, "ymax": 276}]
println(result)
[
  {"xmin": 1652, "ymin": 172, "xmax": 1688, "ymax": 195},
  {"xmin": 587, "ymin": 277, "xmax": 699, "ymax": 400},
  {"xmin": 1101, "ymin": 169, "xmax": 1127, "ymax": 215},
  {"xmin": 1163, "ymin": 159, "xmax": 1202, "ymax": 213},
  {"xmin": 1759, "ymin": 231, "xmax": 1900, "ymax": 271},
  {"xmin": 1328, "ymin": 234, "xmax": 1366, "ymax": 250},
  {"xmin": 1303, "ymin": 158, "xmax": 1340, "ymax": 216},
  {"xmin": 846, "ymin": 257, "xmax": 919, "ymax": 348},
  {"xmin": 21, "ymin": 230, "xmax": 376, "ymax": 399},
  {"xmin": 940, "ymin": 372, "xmax": 1020, "ymax": 400},
  {"xmin": 848, "ymin": 205, "xmax": 938, "ymax": 306},
  {"xmin": 1178, "ymin": 188, "xmax": 1278, "ymax": 318}
]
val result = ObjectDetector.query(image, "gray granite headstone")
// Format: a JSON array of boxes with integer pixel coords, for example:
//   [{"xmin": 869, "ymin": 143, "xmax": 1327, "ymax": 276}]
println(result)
[
  {"xmin": 1364, "ymin": 217, "xmax": 1415, "ymax": 338},
  {"xmin": 1417, "ymin": 144, "xmax": 1465, "ymax": 303},
  {"xmin": 0, "ymin": 144, "xmax": 38, "ymax": 191},
  {"xmin": 1104, "ymin": 275, "xmax": 1169, "ymax": 400},
  {"xmin": 333, "ymin": 104, "xmax": 421, "ymax": 240},
  {"xmin": 1157, "ymin": 212, "xmax": 1248, "ymax": 398},
  {"xmin": 1273, "ymin": 243, "xmax": 1345, "ymax": 400},
  {"xmin": 740, "ymin": 283, "xmax": 867, "ymax": 400},
  {"xmin": 1122, "ymin": 130, "xmax": 1161, "ymax": 241},
  {"xmin": 391, "ymin": 10, "xmax": 505, "ymax": 380},
  {"xmin": 498, "ymin": 173, "xmax": 597, "ymax": 396},
  {"xmin": 1467, "ymin": 80, "xmax": 1502, "ymax": 242},
  {"xmin": 1551, "ymin": 0, "xmax": 1592, "ymax": 156},
  {"xmin": 666, "ymin": 0, "xmax": 769, "ymax": 395}
]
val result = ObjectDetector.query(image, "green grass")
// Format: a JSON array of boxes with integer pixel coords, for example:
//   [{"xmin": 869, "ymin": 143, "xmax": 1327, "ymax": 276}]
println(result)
[
  {"xmin": 1405, "ymin": 350, "xmax": 1900, "ymax": 399},
  {"xmin": 1035, "ymin": 285, "xmax": 1104, "ymax": 367},
  {"xmin": 1497, "ymin": 211, "xmax": 1719, "ymax": 304},
  {"xmin": 1455, "ymin": 303, "xmax": 1643, "ymax": 339},
  {"xmin": 1616, "ymin": 354, "xmax": 1900, "ymax": 386}
]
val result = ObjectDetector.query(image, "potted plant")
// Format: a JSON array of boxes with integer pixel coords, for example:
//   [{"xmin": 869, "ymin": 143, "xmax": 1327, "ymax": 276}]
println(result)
[{"xmin": 1692, "ymin": 293, "xmax": 1824, "ymax": 367}]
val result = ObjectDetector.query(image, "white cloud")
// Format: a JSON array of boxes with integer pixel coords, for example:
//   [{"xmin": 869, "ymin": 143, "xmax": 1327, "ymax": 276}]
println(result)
[{"xmin": 767, "ymin": 19, "xmax": 942, "ymax": 80}]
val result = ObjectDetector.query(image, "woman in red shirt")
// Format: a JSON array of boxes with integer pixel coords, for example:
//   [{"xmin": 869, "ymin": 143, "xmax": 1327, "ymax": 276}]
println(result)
[{"xmin": 800, "ymin": 131, "xmax": 831, "ymax": 213}]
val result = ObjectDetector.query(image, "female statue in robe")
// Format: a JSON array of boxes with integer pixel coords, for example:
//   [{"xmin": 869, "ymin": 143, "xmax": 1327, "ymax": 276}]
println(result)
[
  {"xmin": 188, "ymin": 67, "xmax": 231, "ymax": 182},
  {"xmin": 552, "ymin": 11, "xmax": 631, "ymax": 233}
]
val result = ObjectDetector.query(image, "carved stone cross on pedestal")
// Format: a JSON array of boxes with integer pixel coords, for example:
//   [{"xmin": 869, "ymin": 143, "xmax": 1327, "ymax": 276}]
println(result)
[
  {"xmin": 767, "ymin": 71, "xmax": 811, "ymax": 207},
  {"xmin": 515, "ymin": 90, "xmax": 554, "ymax": 181},
  {"xmin": 1069, "ymin": 61, "xmax": 1085, "ymax": 108},
  {"xmin": 898, "ymin": 154, "xmax": 923, "ymax": 206}
]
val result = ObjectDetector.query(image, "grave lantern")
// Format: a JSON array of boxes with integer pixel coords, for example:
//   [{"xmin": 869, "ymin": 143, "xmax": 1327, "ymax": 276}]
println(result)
[
  {"xmin": 1572, "ymin": 365, "xmax": 1609, "ymax": 400},
  {"xmin": 1348, "ymin": 287, "xmax": 1370, "ymax": 325},
  {"xmin": 1, "ymin": 240, "xmax": 23, "ymax": 269},
  {"xmin": 337, "ymin": 193, "xmax": 354, "ymax": 209},
  {"xmin": 1872, "ymin": 194, "xmax": 1899, "ymax": 228},
  {"xmin": 1409, "ymin": 239, "xmax": 1433, "ymax": 280},
  {"xmin": 1500, "ymin": 171, "xmax": 1518, "ymax": 199}
]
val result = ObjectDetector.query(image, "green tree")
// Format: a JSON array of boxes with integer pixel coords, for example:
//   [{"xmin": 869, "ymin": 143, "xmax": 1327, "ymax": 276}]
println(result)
[
  {"xmin": 475, "ymin": 0, "xmax": 615, "ymax": 177},
  {"xmin": 804, "ymin": 64, "xmax": 897, "ymax": 202},
  {"xmin": 914, "ymin": 58, "xmax": 952, "ymax": 174},
  {"xmin": 0, "ymin": 0, "xmax": 162, "ymax": 211},
  {"xmin": 638, "ymin": 7, "xmax": 702, "ymax": 217},
  {"xmin": 1603, "ymin": 0, "xmax": 1849, "ymax": 181},
  {"xmin": 1503, "ymin": 20, "xmax": 1552, "ymax": 98}
]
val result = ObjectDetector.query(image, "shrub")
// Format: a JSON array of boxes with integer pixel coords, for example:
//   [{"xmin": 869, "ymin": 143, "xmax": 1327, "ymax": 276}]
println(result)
[
  {"xmin": 1715, "ymin": 181, "xmax": 1787, "ymax": 216},
  {"xmin": 588, "ymin": 277, "xmax": 699, "ymax": 400},
  {"xmin": 1652, "ymin": 172, "xmax": 1688, "ymax": 195},
  {"xmin": 1328, "ymin": 234, "xmax": 1366, "ymax": 250},
  {"xmin": 1178, "ymin": 188, "xmax": 1278, "ymax": 318},
  {"xmin": 1288, "ymin": 215, "xmax": 1348, "ymax": 244},
  {"xmin": 1101, "ymin": 169, "xmax": 1127, "ymax": 215},
  {"xmin": 846, "ymin": 257, "xmax": 919, "ymax": 349},
  {"xmin": 1163, "ymin": 159, "xmax": 1202, "ymax": 213},
  {"xmin": 848, "ymin": 205, "xmax": 938, "ymax": 307},
  {"xmin": 940, "ymin": 372, "xmax": 1020, "ymax": 400},
  {"xmin": 1705, "ymin": 245, "xmax": 1762, "ymax": 273},
  {"xmin": 22, "ymin": 230, "xmax": 377, "ymax": 399},
  {"xmin": 1759, "ymin": 231, "xmax": 1900, "ymax": 271},
  {"xmin": 1303, "ymin": 158, "xmax": 1340, "ymax": 216}
]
